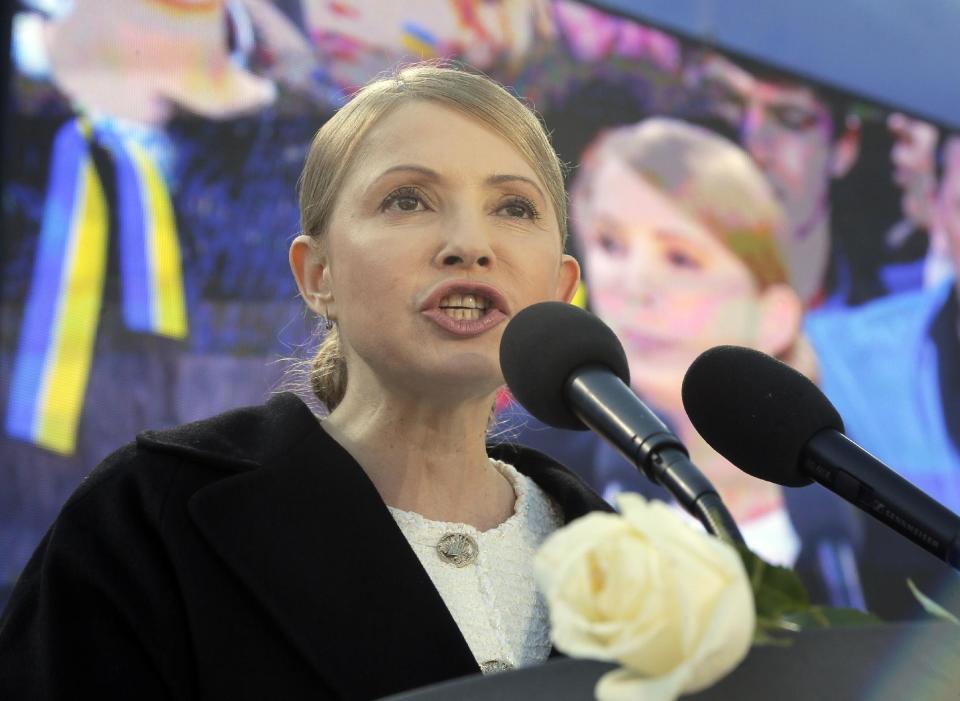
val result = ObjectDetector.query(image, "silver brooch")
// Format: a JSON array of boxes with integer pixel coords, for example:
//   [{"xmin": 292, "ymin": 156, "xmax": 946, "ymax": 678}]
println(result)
[{"xmin": 436, "ymin": 532, "xmax": 478, "ymax": 567}]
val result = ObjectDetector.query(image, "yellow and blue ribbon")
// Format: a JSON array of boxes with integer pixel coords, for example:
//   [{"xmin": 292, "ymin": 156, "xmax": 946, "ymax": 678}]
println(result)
[
  {"xmin": 6, "ymin": 118, "xmax": 187, "ymax": 455},
  {"xmin": 98, "ymin": 127, "xmax": 187, "ymax": 338}
]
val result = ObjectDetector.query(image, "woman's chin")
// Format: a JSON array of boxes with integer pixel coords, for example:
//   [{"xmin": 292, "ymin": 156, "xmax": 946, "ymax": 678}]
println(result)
[{"xmin": 403, "ymin": 356, "xmax": 502, "ymax": 401}]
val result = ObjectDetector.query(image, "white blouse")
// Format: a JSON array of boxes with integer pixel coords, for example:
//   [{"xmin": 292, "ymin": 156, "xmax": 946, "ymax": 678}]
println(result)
[{"xmin": 388, "ymin": 459, "xmax": 563, "ymax": 674}]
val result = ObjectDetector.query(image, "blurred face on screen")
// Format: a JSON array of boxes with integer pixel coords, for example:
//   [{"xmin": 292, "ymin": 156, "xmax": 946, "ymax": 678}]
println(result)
[
  {"xmin": 43, "ymin": 0, "xmax": 275, "ymax": 124},
  {"xmin": 577, "ymin": 157, "xmax": 766, "ymax": 412},
  {"xmin": 698, "ymin": 54, "xmax": 852, "ymax": 244},
  {"xmin": 300, "ymin": 0, "xmax": 541, "ymax": 73}
]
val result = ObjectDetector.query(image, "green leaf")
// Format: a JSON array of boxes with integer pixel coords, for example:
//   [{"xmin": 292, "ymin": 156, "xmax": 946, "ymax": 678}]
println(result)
[
  {"xmin": 907, "ymin": 579, "xmax": 960, "ymax": 624},
  {"xmin": 737, "ymin": 545, "xmax": 882, "ymax": 641},
  {"xmin": 751, "ymin": 627, "xmax": 795, "ymax": 647},
  {"xmin": 779, "ymin": 606, "xmax": 881, "ymax": 629},
  {"xmin": 736, "ymin": 545, "xmax": 808, "ymax": 619}
]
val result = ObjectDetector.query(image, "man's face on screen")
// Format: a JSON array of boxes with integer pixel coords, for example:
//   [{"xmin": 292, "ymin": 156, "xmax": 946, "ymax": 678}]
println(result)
[{"xmin": 697, "ymin": 54, "xmax": 839, "ymax": 244}]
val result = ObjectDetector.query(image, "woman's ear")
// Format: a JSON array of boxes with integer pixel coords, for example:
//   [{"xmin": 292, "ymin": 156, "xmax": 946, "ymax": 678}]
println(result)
[
  {"xmin": 556, "ymin": 254, "xmax": 582, "ymax": 303},
  {"xmin": 756, "ymin": 283, "xmax": 804, "ymax": 357},
  {"xmin": 289, "ymin": 234, "xmax": 334, "ymax": 316}
]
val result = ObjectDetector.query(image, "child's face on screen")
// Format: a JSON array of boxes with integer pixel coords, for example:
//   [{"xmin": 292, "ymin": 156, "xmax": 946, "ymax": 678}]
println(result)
[{"xmin": 576, "ymin": 156, "xmax": 766, "ymax": 411}]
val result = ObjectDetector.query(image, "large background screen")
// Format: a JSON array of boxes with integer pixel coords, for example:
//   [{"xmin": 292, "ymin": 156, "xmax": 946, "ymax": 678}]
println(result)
[{"xmin": 3, "ymin": 0, "xmax": 959, "ymax": 618}]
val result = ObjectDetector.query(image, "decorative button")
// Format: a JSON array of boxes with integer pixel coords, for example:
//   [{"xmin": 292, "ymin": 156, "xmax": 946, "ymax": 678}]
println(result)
[
  {"xmin": 436, "ymin": 532, "xmax": 478, "ymax": 567},
  {"xmin": 480, "ymin": 659, "xmax": 514, "ymax": 674}
]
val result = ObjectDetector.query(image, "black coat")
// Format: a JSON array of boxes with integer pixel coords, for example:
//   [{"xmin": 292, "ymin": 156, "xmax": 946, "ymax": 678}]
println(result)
[{"xmin": 0, "ymin": 393, "xmax": 612, "ymax": 700}]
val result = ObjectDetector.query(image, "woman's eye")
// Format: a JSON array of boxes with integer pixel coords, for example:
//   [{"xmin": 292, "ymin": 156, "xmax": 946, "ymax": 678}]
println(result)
[
  {"xmin": 498, "ymin": 196, "xmax": 539, "ymax": 220},
  {"xmin": 596, "ymin": 230, "xmax": 625, "ymax": 255},
  {"xmin": 394, "ymin": 196, "xmax": 421, "ymax": 211},
  {"xmin": 666, "ymin": 246, "xmax": 701, "ymax": 269},
  {"xmin": 381, "ymin": 188, "xmax": 426, "ymax": 213}
]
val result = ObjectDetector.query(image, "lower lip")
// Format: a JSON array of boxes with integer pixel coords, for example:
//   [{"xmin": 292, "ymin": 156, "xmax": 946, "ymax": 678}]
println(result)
[{"xmin": 422, "ymin": 308, "xmax": 508, "ymax": 336}]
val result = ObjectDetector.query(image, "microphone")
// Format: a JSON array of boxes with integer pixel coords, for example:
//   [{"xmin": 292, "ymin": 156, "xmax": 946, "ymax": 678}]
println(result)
[
  {"xmin": 681, "ymin": 345, "xmax": 960, "ymax": 570},
  {"xmin": 500, "ymin": 302, "xmax": 743, "ymax": 545}
]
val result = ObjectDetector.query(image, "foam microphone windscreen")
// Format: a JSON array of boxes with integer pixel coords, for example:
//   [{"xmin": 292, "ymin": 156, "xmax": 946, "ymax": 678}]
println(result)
[
  {"xmin": 499, "ymin": 302, "xmax": 630, "ymax": 430},
  {"xmin": 680, "ymin": 345, "xmax": 845, "ymax": 487}
]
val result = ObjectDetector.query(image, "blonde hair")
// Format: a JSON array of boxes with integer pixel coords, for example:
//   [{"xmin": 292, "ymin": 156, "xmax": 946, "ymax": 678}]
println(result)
[
  {"xmin": 571, "ymin": 117, "xmax": 789, "ymax": 289},
  {"xmin": 298, "ymin": 62, "xmax": 568, "ymax": 411},
  {"xmin": 570, "ymin": 117, "xmax": 810, "ymax": 367}
]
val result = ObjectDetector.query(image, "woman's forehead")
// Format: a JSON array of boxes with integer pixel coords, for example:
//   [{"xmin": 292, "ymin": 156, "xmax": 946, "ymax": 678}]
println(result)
[
  {"xmin": 581, "ymin": 159, "xmax": 726, "ymax": 243},
  {"xmin": 349, "ymin": 101, "xmax": 545, "ymax": 189},
  {"xmin": 584, "ymin": 158, "xmax": 677, "ymax": 219}
]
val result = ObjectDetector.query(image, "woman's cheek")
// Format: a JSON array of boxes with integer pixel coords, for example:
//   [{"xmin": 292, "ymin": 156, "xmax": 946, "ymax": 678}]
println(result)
[
  {"xmin": 658, "ymin": 293, "xmax": 728, "ymax": 337},
  {"xmin": 588, "ymin": 284, "xmax": 707, "ymax": 343},
  {"xmin": 669, "ymin": 294, "xmax": 760, "ymax": 347},
  {"xmin": 587, "ymin": 274, "xmax": 757, "ymax": 349}
]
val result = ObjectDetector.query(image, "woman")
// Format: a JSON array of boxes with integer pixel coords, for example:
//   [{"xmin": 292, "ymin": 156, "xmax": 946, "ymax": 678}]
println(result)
[
  {"xmin": 504, "ymin": 117, "xmax": 865, "ymax": 606},
  {"xmin": 0, "ymin": 64, "xmax": 607, "ymax": 699},
  {"xmin": 564, "ymin": 118, "xmax": 816, "ymax": 566}
]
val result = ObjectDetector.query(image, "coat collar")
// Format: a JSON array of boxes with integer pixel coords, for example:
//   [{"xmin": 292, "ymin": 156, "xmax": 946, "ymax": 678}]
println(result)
[{"xmin": 138, "ymin": 393, "xmax": 612, "ymax": 698}]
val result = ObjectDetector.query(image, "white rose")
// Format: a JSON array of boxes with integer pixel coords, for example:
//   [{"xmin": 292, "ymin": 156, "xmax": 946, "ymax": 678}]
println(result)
[{"xmin": 534, "ymin": 493, "xmax": 755, "ymax": 701}]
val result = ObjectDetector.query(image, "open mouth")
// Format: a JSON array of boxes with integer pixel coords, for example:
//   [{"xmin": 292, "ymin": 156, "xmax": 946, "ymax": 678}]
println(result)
[
  {"xmin": 437, "ymin": 293, "xmax": 491, "ymax": 321},
  {"xmin": 421, "ymin": 281, "xmax": 509, "ymax": 336}
]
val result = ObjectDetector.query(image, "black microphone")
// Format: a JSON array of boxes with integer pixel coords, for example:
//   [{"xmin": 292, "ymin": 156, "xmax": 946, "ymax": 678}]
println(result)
[
  {"xmin": 500, "ymin": 302, "xmax": 744, "ymax": 545},
  {"xmin": 681, "ymin": 345, "xmax": 960, "ymax": 570}
]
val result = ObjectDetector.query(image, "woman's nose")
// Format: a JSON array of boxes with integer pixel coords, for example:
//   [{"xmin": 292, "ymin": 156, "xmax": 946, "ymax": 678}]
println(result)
[
  {"xmin": 624, "ymin": 278, "xmax": 659, "ymax": 309},
  {"xmin": 434, "ymin": 214, "xmax": 496, "ymax": 269},
  {"xmin": 621, "ymin": 248, "xmax": 661, "ymax": 307}
]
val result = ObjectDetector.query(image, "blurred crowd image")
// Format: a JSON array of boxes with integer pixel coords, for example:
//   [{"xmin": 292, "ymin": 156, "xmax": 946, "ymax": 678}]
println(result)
[{"xmin": 2, "ymin": 0, "xmax": 958, "ymax": 619}]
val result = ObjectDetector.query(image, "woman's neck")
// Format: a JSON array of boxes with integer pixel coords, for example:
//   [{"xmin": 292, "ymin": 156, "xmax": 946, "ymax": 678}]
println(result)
[{"xmin": 321, "ymin": 384, "xmax": 515, "ymax": 531}]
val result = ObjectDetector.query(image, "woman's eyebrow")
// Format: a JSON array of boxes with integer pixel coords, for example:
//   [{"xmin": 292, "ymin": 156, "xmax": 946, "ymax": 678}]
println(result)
[
  {"xmin": 359, "ymin": 164, "xmax": 442, "ymax": 201},
  {"xmin": 367, "ymin": 165, "xmax": 546, "ymax": 201},
  {"xmin": 373, "ymin": 164, "xmax": 443, "ymax": 184},
  {"xmin": 654, "ymin": 226, "xmax": 702, "ymax": 243},
  {"xmin": 486, "ymin": 174, "xmax": 546, "ymax": 201}
]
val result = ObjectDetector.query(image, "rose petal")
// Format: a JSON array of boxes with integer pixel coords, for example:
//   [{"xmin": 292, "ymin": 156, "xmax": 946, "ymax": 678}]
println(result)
[
  {"xmin": 536, "ymin": 492, "xmax": 755, "ymax": 695},
  {"xmin": 596, "ymin": 664, "xmax": 692, "ymax": 701}
]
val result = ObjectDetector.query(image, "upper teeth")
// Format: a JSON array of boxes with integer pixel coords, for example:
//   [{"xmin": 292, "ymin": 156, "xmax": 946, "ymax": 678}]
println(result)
[{"xmin": 439, "ymin": 293, "xmax": 490, "ymax": 310}]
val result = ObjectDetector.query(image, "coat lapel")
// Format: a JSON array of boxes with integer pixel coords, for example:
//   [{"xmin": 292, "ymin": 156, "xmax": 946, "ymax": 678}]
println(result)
[
  {"xmin": 187, "ymin": 418, "xmax": 480, "ymax": 700},
  {"xmin": 146, "ymin": 392, "xmax": 613, "ymax": 697},
  {"xmin": 488, "ymin": 441, "xmax": 614, "ymax": 524}
]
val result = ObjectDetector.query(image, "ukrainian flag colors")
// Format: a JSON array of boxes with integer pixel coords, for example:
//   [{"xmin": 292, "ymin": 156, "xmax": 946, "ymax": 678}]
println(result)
[
  {"xmin": 401, "ymin": 22, "xmax": 439, "ymax": 58},
  {"xmin": 6, "ymin": 119, "xmax": 187, "ymax": 455},
  {"xmin": 100, "ymin": 129, "xmax": 188, "ymax": 338}
]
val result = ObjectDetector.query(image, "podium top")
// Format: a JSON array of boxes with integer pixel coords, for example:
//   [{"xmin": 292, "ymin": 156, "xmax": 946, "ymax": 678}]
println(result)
[{"xmin": 380, "ymin": 622, "xmax": 960, "ymax": 700}]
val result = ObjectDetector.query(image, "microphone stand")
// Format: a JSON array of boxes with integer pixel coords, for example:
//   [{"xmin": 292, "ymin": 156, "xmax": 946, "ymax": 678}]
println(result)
[
  {"xmin": 648, "ymin": 447, "xmax": 745, "ymax": 547},
  {"xmin": 567, "ymin": 368, "xmax": 745, "ymax": 547}
]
